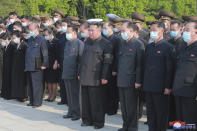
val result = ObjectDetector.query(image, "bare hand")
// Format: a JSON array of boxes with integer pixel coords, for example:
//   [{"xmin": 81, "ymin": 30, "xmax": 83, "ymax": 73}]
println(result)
[
  {"xmin": 53, "ymin": 63, "xmax": 58, "ymax": 70},
  {"xmin": 101, "ymin": 79, "xmax": 108, "ymax": 85},
  {"xmin": 196, "ymin": 96, "xmax": 197, "ymax": 101},
  {"xmin": 164, "ymin": 88, "xmax": 171, "ymax": 95},
  {"xmin": 135, "ymin": 83, "xmax": 141, "ymax": 89},
  {"xmin": 78, "ymin": 76, "xmax": 80, "ymax": 80},
  {"xmin": 41, "ymin": 66, "xmax": 46, "ymax": 70},
  {"xmin": 112, "ymin": 72, "xmax": 117, "ymax": 76}
]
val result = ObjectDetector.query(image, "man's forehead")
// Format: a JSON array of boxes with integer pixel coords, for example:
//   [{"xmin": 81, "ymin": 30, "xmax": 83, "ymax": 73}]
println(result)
[
  {"xmin": 171, "ymin": 23, "xmax": 179, "ymax": 28},
  {"xmin": 186, "ymin": 22, "xmax": 195, "ymax": 28},
  {"xmin": 89, "ymin": 25, "xmax": 99, "ymax": 30},
  {"xmin": 62, "ymin": 22, "xmax": 67, "ymax": 25},
  {"xmin": 103, "ymin": 22, "xmax": 110, "ymax": 27},
  {"xmin": 9, "ymin": 15, "xmax": 15, "ymax": 17},
  {"xmin": 150, "ymin": 24, "xmax": 160, "ymax": 29},
  {"xmin": 67, "ymin": 27, "xmax": 73, "ymax": 31},
  {"xmin": 122, "ymin": 22, "xmax": 127, "ymax": 27},
  {"xmin": 90, "ymin": 25, "xmax": 97, "ymax": 28},
  {"xmin": 29, "ymin": 24, "xmax": 36, "ymax": 29}
]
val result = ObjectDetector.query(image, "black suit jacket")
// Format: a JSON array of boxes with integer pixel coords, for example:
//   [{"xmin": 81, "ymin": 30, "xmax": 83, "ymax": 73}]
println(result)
[
  {"xmin": 143, "ymin": 39, "xmax": 176, "ymax": 93},
  {"xmin": 173, "ymin": 41, "xmax": 197, "ymax": 98},
  {"xmin": 80, "ymin": 36, "xmax": 113, "ymax": 86},
  {"xmin": 117, "ymin": 37, "xmax": 145, "ymax": 88}
]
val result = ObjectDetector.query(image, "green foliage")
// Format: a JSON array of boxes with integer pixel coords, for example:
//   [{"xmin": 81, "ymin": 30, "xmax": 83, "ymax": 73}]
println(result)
[
  {"xmin": 0, "ymin": 0, "xmax": 21, "ymax": 17},
  {"xmin": 0, "ymin": 0, "xmax": 196, "ymax": 22}
]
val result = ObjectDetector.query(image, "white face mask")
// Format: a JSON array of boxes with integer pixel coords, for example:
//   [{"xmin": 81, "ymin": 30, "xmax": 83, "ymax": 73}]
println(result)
[
  {"xmin": 24, "ymin": 35, "xmax": 30, "ymax": 40},
  {"xmin": 10, "ymin": 19, "xmax": 15, "ymax": 24},
  {"xmin": 13, "ymin": 38, "xmax": 20, "ymax": 44},
  {"xmin": 43, "ymin": 23, "xmax": 49, "ymax": 27},
  {"xmin": 44, "ymin": 36, "xmax": 50, "ymax": 41},
  {"xmin": 182, "ymin": 31, "xmax": 192, "ymax": 43},
  {"xmin": 1, "ymin": 41, "xmax": 6, "ymax": 47},
  {"xmin": 53, "ymin": 17, "xmax": 59, "ymax": 22},
  {"xmin": 56, "ymin": 28, "xmax": 62, "ymax": 32},
  {"xmin": 164, "ymin": 22, "xmax": 168, "ymax": 29},
  {"xmin": 113, "ymin": 28, "xmax": 119, "ymax": 32},
  {"xmin": 62, "ymin": 26, "xmax": 67, "ymax": 32},
  {"xmin": 150, "ymin": 31, "xmax": 159, "ymax": 40},
  {"xmin": 22, "ymin": 22, "xmax": 27, "ymax": 27},
  {"xmin": 66, "ymin": 33, "xmax": 73, "ymax": 41},
  {"xmin": 0, "ymin": 31, "xmax": 4, "ymax": 35}
]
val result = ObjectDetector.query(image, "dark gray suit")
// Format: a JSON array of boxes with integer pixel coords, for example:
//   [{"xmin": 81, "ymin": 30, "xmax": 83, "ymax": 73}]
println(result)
[
  {"xmin": 25, "ymin": 35, "xmax": 48, "ymax": 106},
  {"xmin": 80, "ymin": 36, "xmax": 113, "ymax": 128},
  {"xmin": 117, "ymin": 37, "xmax": 145, "ymax": 131},
  {"xmin": 62, "ymin": 38, "xmax": 84, "ymax": 118}
]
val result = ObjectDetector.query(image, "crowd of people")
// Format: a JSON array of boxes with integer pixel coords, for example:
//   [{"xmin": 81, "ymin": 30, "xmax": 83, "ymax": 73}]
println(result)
[{"xmin": 0, "ymin": 8, "xmax": 197, "ymax": 131}]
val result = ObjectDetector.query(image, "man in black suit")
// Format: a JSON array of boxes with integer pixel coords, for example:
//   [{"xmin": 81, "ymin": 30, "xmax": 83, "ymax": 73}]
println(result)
[
  {"xmin": 117, "ymin": 22, "xmax": 145, "ymax": 131},
  {"xmin": 80, "ymin": 22, "xmax": 113, "ymax": 129},
  {"xmin": 173, "ymin": 20, "xmax": 197, "ymax": 127},
  {"xmin": 143, "ymin": 21, "xmax": 176, "ymax": 131},
  {"xmin": 25, "ymin": 23, "xmax": 48, "ymax": 108},
  {"xmin": 102, "ymin": 22, "xmax": 120, "ymax": 116}
]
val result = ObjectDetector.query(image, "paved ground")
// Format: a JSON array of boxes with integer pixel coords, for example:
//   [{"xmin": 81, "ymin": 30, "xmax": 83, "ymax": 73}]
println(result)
[{"xmin": 0, "ymin": 97, "xmax": 173, "ymax": 131}]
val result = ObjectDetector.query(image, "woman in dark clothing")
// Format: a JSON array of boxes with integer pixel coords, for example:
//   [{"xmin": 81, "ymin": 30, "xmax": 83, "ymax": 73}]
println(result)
[
  {"xmin": 43, "ymin": 28, "xmax": 60, "ymax": 102},
  {"xmin": 0, "ymin": 32, "xmax": 15, "ymax": 99},
  {"xmin": 10, "ymin": 31, "xmax": 27, "ymax": 102}
]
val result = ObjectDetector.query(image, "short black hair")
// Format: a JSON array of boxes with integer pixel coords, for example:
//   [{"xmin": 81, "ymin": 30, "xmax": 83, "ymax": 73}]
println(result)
[
  {"xmin": 12, "ymin": 30, "xmax": 21, "ymax": 38},
  {"xmin": 171, "ymin": 20, "xmax": 183, "ymax": 27},
  {"xmin": 103, "ymin": 22, "xmax": 113, "ymax": 28},
  {"xmin": 67, "ymin": 24, "xmax": 78, "ymax": 33},
  {"xmin": 13, "ymin": 21, "xmax": 22, "ymax": 27},
  {"xmin": 80, "ymin": 22, "xmax": 88, "ymax": 29},
  {"xmin": 62, "ymin": 18, "xmax": 71, "ymax": 24},
  {"xmin": 0, "ymin": 32, "xmax": 11, "ymax": 40},
  {"xmin": 22, "ymin": 27, "xmax": 30, "ymax": 34},
  {"xmin": 9, "ymin": 12, "xmax": 17, "ymax": 16},
  {"xmin": 43, "ymin": 27, "xmax": 54, "ymax": 35},
  {"xmin": 151, "ymin": 21, "xmax": 165, "ymax": 29},
  {"xmin": 54, "ymin": 20, "xmax": 62, "ymax": 27},
  {"xmin": 21, "ymin": 15, "xmax": 30, "ymax": 20},
  {"xmin": 125, "ymin": 22, "xmax": 139, "ymax": 32}
]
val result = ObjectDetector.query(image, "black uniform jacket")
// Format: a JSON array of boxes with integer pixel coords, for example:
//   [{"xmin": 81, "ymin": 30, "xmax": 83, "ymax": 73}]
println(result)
[
  {"xmin": 143, "ymin": 39, "xmax": 176, "ymax": 93},
  {"xmin": 117, "ymin": 37, "xmax": 145, "ymax": 88},
  {"xmin": 80, "ymin": 36, "xmax": 113, "ymax": 87},
  {"xmin": 173, "ymin": 41, "xmax": 197, "ymax": 98},
  {"xmin": 25, "ymin": 35, "xmax": 48, "ymax": 71}
]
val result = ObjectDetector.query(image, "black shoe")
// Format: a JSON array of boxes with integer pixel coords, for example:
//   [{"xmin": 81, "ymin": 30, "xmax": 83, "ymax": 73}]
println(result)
[
  {"xmin": 94, "ymin": 125, "xmax": 104, "ymax": 129},
  {"xmin": 81, "ymin": 122, "xmax": 92, "ymax": 127},
  {"xmin": 32, "ymin": 105, "xmax": 41, "ymax": 108},
  {"xmin": 27, "ymin": 103, "xmax": 33, "ymax": 106},
  {"xmin": 144, "ymin": 121, "xmax": 148, "ymax": 125},
  {"xmin": 44, "ymin": 99, "xmax": 50, "ymax": 102},
  {"xmin": 17, "ymin": 98, "xmax": 27, "ymax": 102},
  {"xmin": 57, "ymin": 102, "xmax": 65, "ymax": 105},
  {"xmin": 71, "ymin": 117, "xmax": 80, "ymax": 121},
  {"xmin": 118, "ymin": 128, "xmax": 127, "ymax": 131},
  {"xmin": 107, "ymin": 112, "xmax": 117, "ymax": 116},
  {"xmin": 49, "ymin": 99, "xmax": 55, "ymax": 102},
  {"xmin": 63, "ymin": 115, "xmax": 72, "ymax": 119},
  {"xmin": 168, "ymin": 125, "xmax": 173, "ymax": 129}
]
